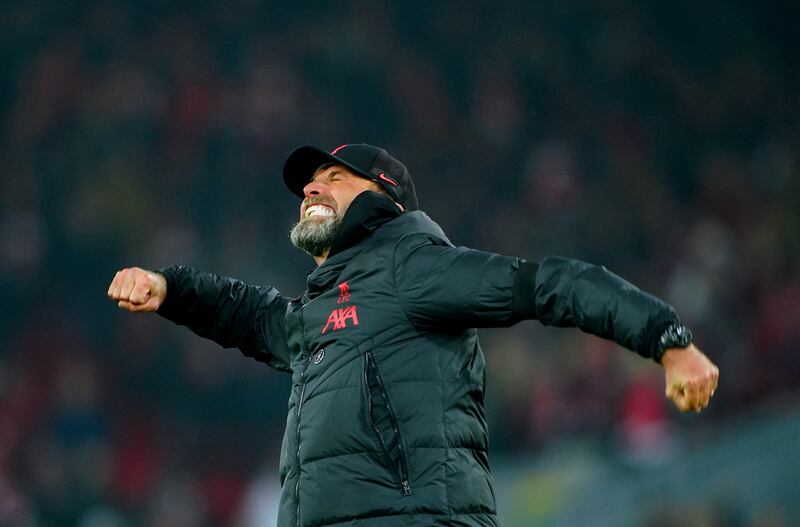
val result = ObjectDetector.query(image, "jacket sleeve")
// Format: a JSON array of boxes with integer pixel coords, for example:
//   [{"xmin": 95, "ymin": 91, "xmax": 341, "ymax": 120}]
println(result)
[
  {"xmin": 514, "ymin": 256, "xmax": 680, "ymax": 360},
  {"xmin": 394, "ymin": 235, "xmax": 679, "ymax": 360},
  {"xmin": 156, "ymin": 265, "xmax": 292, "ymax": 372}
]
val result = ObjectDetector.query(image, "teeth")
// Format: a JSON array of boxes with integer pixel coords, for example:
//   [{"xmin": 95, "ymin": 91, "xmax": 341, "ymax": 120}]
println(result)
[{"xmin": 305, "ymin": 205, "xmax": 335, "ymax": 218}]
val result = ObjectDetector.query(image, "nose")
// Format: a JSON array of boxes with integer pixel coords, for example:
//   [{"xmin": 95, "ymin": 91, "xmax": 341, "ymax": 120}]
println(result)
[{"xmin": 303, "ymin": 179, "xmax": 324, "ymax": 198}]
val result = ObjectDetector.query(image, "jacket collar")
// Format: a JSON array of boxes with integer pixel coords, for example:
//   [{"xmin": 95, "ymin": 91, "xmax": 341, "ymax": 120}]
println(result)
[{"xmin": 326, "ymin": 191, "xmax": 401, "ymax": 259}]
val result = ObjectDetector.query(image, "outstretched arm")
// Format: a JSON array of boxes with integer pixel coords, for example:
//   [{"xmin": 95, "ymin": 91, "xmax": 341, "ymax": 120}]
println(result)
[
  {"xmin": 394, "ymin": 238, "xmax": 718, "ymax": 412},
  {"xmin": 107, "ymin": 266, "xmax": 291, "ymax": 371},
  {"xmin": 520, "ymin": 256, "xmax": 719, "ymax": 413}
]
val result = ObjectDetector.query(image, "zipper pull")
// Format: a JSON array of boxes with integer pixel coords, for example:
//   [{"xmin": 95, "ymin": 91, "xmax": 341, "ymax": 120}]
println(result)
[{"xmin": 401, "ymin": 480, "xmax": 412, "ymax": 496}]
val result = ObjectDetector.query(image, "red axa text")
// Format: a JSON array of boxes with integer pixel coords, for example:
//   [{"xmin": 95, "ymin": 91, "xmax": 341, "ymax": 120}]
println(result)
[{"xmin": 322, "ymin": 305, "xmax": 359, "ymax": 334}]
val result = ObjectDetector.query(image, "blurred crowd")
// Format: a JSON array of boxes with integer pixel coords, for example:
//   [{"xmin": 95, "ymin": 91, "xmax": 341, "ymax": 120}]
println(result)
[{"xmin": 1, "ymin": 0, "xmax": 798, "ymax": 525}]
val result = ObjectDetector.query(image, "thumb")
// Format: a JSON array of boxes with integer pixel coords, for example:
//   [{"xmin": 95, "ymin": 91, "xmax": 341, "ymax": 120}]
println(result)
[
  {"xmin": 665, "ymin": 379, "xmax": 680, "ymax": 400},
  {"xmin": 666, "ymin": 380, "xmax": 686, "ymax": 410},
  {"xmin": 117, "ymin": 300, "xmax": 136, "ymax": 311},
  {"xmin": 126, "ymin": 296, "xmax": 161, "ymax": 313}
]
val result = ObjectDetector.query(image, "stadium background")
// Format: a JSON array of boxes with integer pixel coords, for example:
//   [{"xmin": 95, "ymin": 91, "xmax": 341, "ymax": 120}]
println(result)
[{"xmin": 1, "ymin": 1, "xmax": 798, "ymax": 525}]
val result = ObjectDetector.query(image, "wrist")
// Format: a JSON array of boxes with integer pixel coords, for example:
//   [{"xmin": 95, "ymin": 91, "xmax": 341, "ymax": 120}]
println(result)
[
  {"xmin": 153, "ymin": 267, "xmax": 177, "ymax": 314},
  {"xmin": 660, "ymin": 344, "xmax": 693, "ymax": 368},
  {"xmin": 150, "ymin": 272, "xmax": 168, "ymax": 303}
]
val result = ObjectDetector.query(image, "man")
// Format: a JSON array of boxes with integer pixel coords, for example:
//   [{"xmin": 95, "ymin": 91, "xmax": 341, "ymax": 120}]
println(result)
[{"xmin": 108, "ymin": 143, "xmax": 719, "ymax": 527}]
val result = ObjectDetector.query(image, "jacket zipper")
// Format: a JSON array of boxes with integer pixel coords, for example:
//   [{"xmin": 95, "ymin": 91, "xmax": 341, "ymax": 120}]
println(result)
[
  {"xmin": 294, "ymin": 352, "xmax": 314, "ymax": 527},
  {"xmin": 364, "ymin": 352, "xmax": 412, "ymax": 496}
]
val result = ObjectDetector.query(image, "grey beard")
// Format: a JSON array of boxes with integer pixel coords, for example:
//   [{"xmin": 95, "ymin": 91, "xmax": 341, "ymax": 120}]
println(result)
[{"xmin": 289, "ymin": 216, "xmax": 342, "ymax": 257}]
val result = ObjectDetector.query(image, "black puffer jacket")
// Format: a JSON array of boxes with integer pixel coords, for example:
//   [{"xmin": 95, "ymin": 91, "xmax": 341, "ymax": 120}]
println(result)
[{"xmin": 157, "ymin": 192, "xmax": 678, "ymax": 527}]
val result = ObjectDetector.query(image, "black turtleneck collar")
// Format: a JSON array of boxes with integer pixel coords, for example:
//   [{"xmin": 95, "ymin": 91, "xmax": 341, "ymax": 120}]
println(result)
[{"xmin": 326, "ymin": 191, "xmax": 402, "ymax": 259}]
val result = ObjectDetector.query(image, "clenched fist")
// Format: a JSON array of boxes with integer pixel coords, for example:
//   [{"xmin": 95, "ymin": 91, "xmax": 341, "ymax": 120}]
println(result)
[
  {"xmin": 107, "ymin": 267, "xmax": 168, "ymax": 312},
  {"xmin": 662, "ymin": 343, "xmax": 719, "ymax": 413}
]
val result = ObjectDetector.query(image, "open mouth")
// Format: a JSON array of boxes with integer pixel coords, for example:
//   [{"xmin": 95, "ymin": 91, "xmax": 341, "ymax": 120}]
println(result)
[{"xmin": 304, "ymin": 204, "xmax": 336, "ymax": 219}]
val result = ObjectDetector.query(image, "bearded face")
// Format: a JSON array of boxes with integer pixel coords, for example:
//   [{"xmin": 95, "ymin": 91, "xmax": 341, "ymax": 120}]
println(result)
[
  {"xmin": 289, "ymin": 196, "xmax": 342, "ymax": 257},
  {"xmin": 290, "ymin": 164, "xmax": 389, "ymax": 260}
]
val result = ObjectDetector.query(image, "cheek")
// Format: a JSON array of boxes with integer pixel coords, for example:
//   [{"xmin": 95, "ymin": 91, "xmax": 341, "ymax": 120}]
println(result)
[
  {"xmin": 332, "ymin": 183, "xmax": 372, "ymax": 215},
  {"xmin": 330, "ymin": 191, "xmax": 352, "ymax": 215}
]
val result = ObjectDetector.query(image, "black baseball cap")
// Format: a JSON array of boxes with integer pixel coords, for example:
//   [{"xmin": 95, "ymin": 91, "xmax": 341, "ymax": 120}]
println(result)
[{"xmin": 283, "ymin": 143, "xmax": 419, "ymax": 211}]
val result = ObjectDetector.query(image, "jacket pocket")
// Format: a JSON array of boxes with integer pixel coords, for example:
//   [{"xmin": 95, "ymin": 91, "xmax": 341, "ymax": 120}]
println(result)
[{"xmin": 363, "ymin": 351, "xmax": 413, "ymax": 496}]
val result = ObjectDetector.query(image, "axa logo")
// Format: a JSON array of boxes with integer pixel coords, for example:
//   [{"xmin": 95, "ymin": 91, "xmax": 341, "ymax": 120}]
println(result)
[
  {"xmin": 322, "ymin": 305, "xmax": 359, "ymax": 334},
  {"xmin": 337, "ymin": 281, "xmax": 351, "ymax": 304}
]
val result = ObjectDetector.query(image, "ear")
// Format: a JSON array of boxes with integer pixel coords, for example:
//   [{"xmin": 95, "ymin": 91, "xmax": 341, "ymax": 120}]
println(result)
[{"xmin": 368, "ymin": 182, "xmax": 404, "ymax": 211}]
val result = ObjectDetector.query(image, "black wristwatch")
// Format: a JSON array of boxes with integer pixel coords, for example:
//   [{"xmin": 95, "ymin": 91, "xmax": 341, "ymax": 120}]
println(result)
[{"xmin": 654, "ymin": 324, "xmax": 693, "ymax": 363}]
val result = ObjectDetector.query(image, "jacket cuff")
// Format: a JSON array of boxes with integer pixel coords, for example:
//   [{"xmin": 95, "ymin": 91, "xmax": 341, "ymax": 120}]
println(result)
[
  {"xmin": 154, "ymin": 265, "xmax": 181, "ymax": 320},
  {"xmin": 645, "ymin": 314, "xmax": 682, "ymax": 363},
  {"xmin": 512, "ymin": 261, "xmax": 540, "ymax": 320}
]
